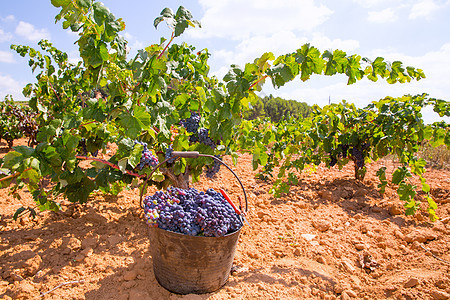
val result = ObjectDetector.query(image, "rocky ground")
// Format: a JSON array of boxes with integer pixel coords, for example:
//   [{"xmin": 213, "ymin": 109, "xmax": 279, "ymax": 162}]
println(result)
[{"xmin": 1, "ymin": 139, "xmax": 449, "ymax": 299}]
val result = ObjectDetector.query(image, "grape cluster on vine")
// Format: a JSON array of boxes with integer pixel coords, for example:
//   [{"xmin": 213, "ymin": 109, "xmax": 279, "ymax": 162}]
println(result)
[
  {"xmin": 327, "ymin": 142, "xmax": 370, "ymax": 168},
  {"xmin": 143, "ymin": 187, "xmax": 242, "ymax": 237},
  {"xmin": 205, "ymin": 155, "xmax": 221, "ymax": 178},
  {"xmin": 340, "ymin": 144, "xmax": 349, "ymax": 158},
  {"xmin": 180, "ymin": 112, "xmax": 200, "ymax": 133},
  {"xmin": 165, "ymin": 144, "xmax": 176, "ymax": 163},
  {"xmin": 351, "ymin": 147, "xmax": 365, "ymax": 168},
  {"xmin": 180, "ymin": 112, "xmax": 217, "ymax": 149},
  {"xmin": 77, "ymin": 138, "xmax": 99, "ymax": 157},
  {"xmin": 198, "ymin": 128, "xmax": 216, "ymax": 149},
  {"xmin": 0, "ymin": 100, "xmax": 39, "ymax": 147},
  {"xmin": 134, "ymin": 140, "xmax": 159, "ymax": 170}
]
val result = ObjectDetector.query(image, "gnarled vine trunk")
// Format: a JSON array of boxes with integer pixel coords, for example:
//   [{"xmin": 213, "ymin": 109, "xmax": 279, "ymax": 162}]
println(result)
[{"xmin": 161, "ymin": 167, "xmax": 191, "ymax": 189}]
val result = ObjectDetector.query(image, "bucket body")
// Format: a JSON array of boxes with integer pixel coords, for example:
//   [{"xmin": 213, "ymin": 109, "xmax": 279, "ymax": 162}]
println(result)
[{"xmin": 148, "ymin": 226, "xmax": 241, "ymax": 294}]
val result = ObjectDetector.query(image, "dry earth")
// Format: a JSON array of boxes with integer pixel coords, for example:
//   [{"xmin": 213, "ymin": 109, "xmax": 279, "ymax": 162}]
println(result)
[{"xmin": 1, "ymin": 138, "xmax": 449, "ymax": 299}]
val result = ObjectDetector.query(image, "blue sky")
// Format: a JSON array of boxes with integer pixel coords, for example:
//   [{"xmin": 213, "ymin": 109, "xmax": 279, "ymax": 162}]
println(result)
[{"xmin": 1, "ymin": 0, "xmax": 449, "ymax": 123}]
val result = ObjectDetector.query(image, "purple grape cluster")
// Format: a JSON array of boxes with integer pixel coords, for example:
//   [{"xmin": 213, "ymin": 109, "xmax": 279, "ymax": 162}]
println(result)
[
  {"xmin": 180, "ymin": 112, "xmax": 201, "ymax": 133},
  {"xmin": 351, "ymin": 147, "xmax": 365, "ymax": 168},
  {"xmin": 134, "ymin": 140, "xmax": 159, "ymax": 170},
  {"xmin": 329, "ymin": 155, "xmax": 338, "ymax": 167},
  {"xmin": 198, "ymin": 128, "xmax": 216, "ymax": 149},
  {"xmin": 339, "ymin": 144, "xmax": 349, "ymax": 158},
  {"xmin": 205, "ymin": 155, "xmax": 221, "ymax": 178},
  {"xmin": 78, "ymin": 138, "xmax": 99, "ymax": 157},
  {"xmin": 180, "ymin": 112, "xmax": 218, "ymax": 149},
  {"xmin": 143, "ymin": 187, "xmax": 243, "ymax": 237},
  {"xmin": 165, "ymin": 144, "xmax": 176, "ymax": 163}
]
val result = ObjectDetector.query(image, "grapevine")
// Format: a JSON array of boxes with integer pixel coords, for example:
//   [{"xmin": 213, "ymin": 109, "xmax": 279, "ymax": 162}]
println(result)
[
  {"xmin": 0, "ymin": 0, "xmax": 443, "ymax": 223},
  {"xmin": 238, "ymin": 94, "xmax": 449, "ymax": 220}
]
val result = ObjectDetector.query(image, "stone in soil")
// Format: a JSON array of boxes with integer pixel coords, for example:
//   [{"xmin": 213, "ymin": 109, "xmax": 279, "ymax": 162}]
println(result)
[{"xmin": 312, "ymin": 220, "xmax": 331, "ymax": 232}]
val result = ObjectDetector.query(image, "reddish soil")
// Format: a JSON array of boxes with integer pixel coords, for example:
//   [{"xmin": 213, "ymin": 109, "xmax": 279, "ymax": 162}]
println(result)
[{"xmin": 1, "ymin": 138, "xmax": 449, "ymax": 300}]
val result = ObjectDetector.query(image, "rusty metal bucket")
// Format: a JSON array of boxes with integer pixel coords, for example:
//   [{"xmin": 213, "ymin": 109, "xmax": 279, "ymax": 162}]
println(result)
[
  {"xmin": 149, "ymin": 226, "xmax": 241, "ymax": 294},
  {"xmin": 142, "ymin": 151, "xmax": 248, "ymax": 294}
]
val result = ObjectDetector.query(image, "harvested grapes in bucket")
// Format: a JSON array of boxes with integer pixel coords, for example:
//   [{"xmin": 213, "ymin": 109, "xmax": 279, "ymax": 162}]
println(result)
[{"xmin": 143, "ymin": 187, "xmax": 243, "ymax": 237}]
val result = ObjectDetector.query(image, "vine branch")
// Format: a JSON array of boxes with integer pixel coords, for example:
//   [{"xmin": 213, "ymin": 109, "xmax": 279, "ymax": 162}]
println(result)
[
  {"xmin": 0, "ymin": 167, "xmax": 33, "ymax": 183},
  {"xmin": 157, "ymin": 31, "xmax": 175, "ymax": 59},
  {"xmin": 248, "ymin": 75, "xmax": 269, "ymax": 91},
  {"xmin": 41, "ymin": 280, "xmax": 85, "ymax": 297},
  {"xmin": 75, "ymin": 155, "xmax": 145, "ymax": 178}
]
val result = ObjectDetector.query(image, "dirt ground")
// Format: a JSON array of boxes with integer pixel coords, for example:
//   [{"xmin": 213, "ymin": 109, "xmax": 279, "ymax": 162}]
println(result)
[{"xmin": 1, "ymin": 138, "xmax": 449, "ymax": 300}]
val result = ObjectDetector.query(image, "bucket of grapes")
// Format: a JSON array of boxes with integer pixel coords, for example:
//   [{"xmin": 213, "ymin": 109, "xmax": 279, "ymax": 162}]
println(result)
[{"xmin": 140, "ymin": 151, "xmax": 248, "ymax": 295}]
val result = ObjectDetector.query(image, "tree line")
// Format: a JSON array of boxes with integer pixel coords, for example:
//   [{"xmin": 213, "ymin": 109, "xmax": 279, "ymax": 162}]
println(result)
[{"xmin": 244, "ymin": 95, "xmax": 312, "ymax": 122}]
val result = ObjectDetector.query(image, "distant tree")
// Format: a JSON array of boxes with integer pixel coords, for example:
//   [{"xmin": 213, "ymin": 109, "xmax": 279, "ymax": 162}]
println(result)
[{"xmin": 245, "ymin": 95, "xmax": 311, "ymax": 123}]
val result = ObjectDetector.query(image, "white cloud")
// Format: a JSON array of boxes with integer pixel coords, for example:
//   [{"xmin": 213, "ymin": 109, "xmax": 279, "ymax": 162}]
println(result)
[
  {"xmin": 309, "ymin": 33, "xmax": 360, "ymax": 52},
  {"xmin": 0, "ymin": 51, "xmax": 15, "ymax": 63},
  {"xmin": 0, "ymin": 74, "xmax": 25, "ymax": 101},
  {"xmin": 0, "ymin": 28, "xmax": 13, "ymax": 43},
  {"xmin": 15, "ymin": 21, "xmax": 50, "ymax": 42},
  {"xmin": 368, "ymin": 8, "xmax": 398, "ymax": 23},
  {"xmin": 1, "ymin": 15, "xmax": 15, "ymax": 22},
  {"xmin": 352, "ymin": 0, "xmax": 395, "ymax": 7},
  {"xmin": 67, "ymin": 50, "xmax": 82, "ymax": 65},
  {"xmin": 409, "ymin": 0, "xmax": 439, "ymax": 19},
  {"xmin": 212, "ymin": 31, "xmax": 308, "ymax": 69},
  {"xmin": 191, "ymin": 0, "xmax": 333, "ymax": 40},
  {"xmin": 122, "ymin": 32, "xmax": 144, "ymax": 55}
]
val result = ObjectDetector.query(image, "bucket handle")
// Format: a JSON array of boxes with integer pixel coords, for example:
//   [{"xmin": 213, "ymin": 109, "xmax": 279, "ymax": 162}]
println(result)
[{"xmin": 139, "ymin": 151, "xmax": 248, "ymax": 214}]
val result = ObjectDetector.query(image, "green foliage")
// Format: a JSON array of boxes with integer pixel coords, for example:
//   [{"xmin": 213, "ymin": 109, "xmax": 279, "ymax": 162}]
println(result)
[
  {"xmin": 239, "ymin": 94, "xmax": 449, "ymax": 221},
  {"xmin": 0, "ymin": 0, "xmax": 439, "ymax": 222}
]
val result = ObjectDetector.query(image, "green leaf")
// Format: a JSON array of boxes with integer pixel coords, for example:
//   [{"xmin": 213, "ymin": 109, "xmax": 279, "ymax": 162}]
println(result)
[
  {"xmin": 156, "ymin": 115, "xmax": 170, "ymax": 139},
  {"xmin": 421, "ymin": 182, "xmax": 430, "ymax": 193},
  {"xmin": 119, "ymin": 111, "xmax": 141, "ymax": 138},
  {"xmin": 63, "ymin": 176, "xmax": 96, "ymax": 203},
  {"xmin": 129, "ymin": 144, "xmax": 143, "ymax": 169},
  {"xmin": 78, "ymin": 0, "xmax": 91, "ymax": 9},
  {"xmin": 154, "ymin": 8, "xmax": 174, "ymax": 29},
  {"xmin": 397, "ymin": 182, "xmax": 416, "ymax": 201},
  {"xmin": 151, "ymin": 170, "xmax": 165, "ymax": 182},
  {"xmin": 62, "ymin": 132, "xmax": 80, "ymax": 152},
  {"xmin": 427, "ymin": 196, "xmax": 437, "ymax": 210},
  {"xmin": 174, "ymin": 21, "xmax": 189, "ymax": 37},
  {"xmin": 160, "ymin": 8, "xmax": 174, "ymax": 18},
  {"xmin": 392, "ymin": 167, "xmax": 410, "ymax": 185},
  {"xmin": 93, "ymin": 1, "xmax": 110, "ymax": 25},
  {"xmin": 174, "ymin": 94, "xmax": 189, "ymax": 108},
  {"xmin": 153, "ymin": 16, "xmax": 165, "ymax": 29},
  {"xmin": 51, "ymin": 0, "xmax": 70, "ymax": 7},
  {"xmin": 189, "ymin": 98, "xmax": 200, "ymax": 111},
  {"xmin": 13, "ymin": 207, "xmax": 27, "ymax": 221},
  {"xmin": 2, "ymin": 151, "xmax": 23, "ymax": 169},
  {"xmin": 118, "ymin": 158, "xmax": 128, "ymax": 172},
  {"xmin": 99, "ymin": 43, "xmax": 109, "ymax": 62},
  {"xmin": 288, "ymin": 172, "xmax": 298, "ymax": 185},
  {"xmin": 134, "ymin": 106, "xmax": 152, "ymax": 130},
  {"xmin": 19, "ymin": 168, "xmax": 40, "ymax": 186}
]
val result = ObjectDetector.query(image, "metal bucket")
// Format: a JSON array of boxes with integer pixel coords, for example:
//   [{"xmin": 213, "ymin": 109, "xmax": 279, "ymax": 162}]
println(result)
[
  {"xmin": 149, "ymin": 226, "xmax": 241, "ymax": 294},
  {"xmin": 141, "ymin": 151, "xmax": 248, "ymax": 294}
]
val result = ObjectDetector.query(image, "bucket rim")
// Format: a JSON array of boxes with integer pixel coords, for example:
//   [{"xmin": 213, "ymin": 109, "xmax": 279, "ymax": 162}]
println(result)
[{"xmin": 148, "ymin": 225, "xmax": 242, "ymax": 239}]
